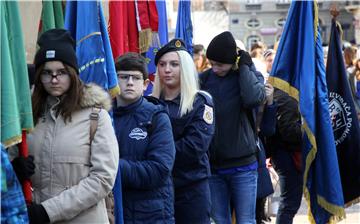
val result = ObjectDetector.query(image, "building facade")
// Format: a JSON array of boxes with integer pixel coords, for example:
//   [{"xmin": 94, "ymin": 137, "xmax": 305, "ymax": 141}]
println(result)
[
  {"xmin": 229, "ymin": 0, "xmax": 357, "ymax": 50},
  {"xmin": 18, "ymin": 1, "xmax": 359, "ymax": 62}
]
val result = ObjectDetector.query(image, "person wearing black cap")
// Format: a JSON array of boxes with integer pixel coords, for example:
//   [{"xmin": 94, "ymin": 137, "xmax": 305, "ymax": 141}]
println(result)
[
  {"xmin": 13, "ymin": 28, "xmax": 119, "ymax": 223},
  {"xmin": 113, "ymin": 52, "xmax": 176, "ymax": 223},
  {"xmin": 199, "ymin": 31, "xmax": 266, "ymax": 224},
  {"xmin": 153, "ymin": 39, "xmax": 215, "ymax": 224}
]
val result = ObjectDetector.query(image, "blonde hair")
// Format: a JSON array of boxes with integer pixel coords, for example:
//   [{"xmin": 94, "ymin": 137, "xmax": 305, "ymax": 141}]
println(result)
[{"xmin": 153, "ymin": 50, "xmax": 199, "ymax": 116}]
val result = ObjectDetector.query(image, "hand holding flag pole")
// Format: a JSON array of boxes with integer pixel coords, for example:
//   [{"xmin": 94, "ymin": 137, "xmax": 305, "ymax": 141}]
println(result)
[
  {"xmin": 329, "ymin": 4, "xmax": 339, "ymax": 19},
  {"xmin": 18, "ymin": 130, "xmax": 32, "ymax": 205}
]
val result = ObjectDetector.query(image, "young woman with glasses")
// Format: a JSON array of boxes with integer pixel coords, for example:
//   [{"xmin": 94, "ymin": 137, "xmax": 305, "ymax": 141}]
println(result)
[{"xmin": 14, "ymin": 29, "xmax": 119, "ymax": 224}]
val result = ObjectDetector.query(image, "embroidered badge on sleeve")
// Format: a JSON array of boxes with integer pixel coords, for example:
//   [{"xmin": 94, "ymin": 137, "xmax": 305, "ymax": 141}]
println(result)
[{"xmin": 203, "ymin": 104, "xmax": 214, "ymax": 124}]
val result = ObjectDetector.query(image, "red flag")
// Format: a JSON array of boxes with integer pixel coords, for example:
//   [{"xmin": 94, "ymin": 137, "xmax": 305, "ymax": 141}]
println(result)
[
  {"xmin": 109, "ymin": 1, "xmax": 139, "ymax": 59},
  {"xmin": 135, "ymin": 0, "xmax": 159, "ymax": 53}
]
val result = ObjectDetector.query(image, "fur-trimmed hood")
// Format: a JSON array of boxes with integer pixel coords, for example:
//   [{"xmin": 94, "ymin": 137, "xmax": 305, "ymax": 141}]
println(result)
[{"xmin": 80, "ymin": 83, "xmax": 112, "ymax": 111}]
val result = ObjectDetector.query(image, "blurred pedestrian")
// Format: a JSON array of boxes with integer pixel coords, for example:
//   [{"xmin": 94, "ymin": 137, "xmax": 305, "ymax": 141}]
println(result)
[{"xmin": 193, "ymin": 44, "xmax": 211, "ymax": 73}]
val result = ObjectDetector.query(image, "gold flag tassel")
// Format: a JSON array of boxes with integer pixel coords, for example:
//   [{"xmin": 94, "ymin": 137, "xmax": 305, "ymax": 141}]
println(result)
[{"xmin": 139, "ymin": 28, "xmax": 152, "ymax": 53}]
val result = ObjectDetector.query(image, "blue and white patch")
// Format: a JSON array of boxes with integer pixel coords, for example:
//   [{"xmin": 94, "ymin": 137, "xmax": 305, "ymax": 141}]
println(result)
[
  {"xmin": 129, "ymin": 128, "xmax": 147, "ymax": 140},
  {"xmin": 46, "ymin": 50, "xmax": 55, "ymax": 59},
  {"xmin": 203, "ymin": 104, "xmax": 213, "ymax": 125}
]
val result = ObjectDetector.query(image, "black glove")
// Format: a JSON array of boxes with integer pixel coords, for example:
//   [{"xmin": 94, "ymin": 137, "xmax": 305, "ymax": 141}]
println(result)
[
  {"xmin": 11, "ymin": 155, "xmax": 35, "ymax": 182},
  {"xmin": 238, "ymin": 50, "xmax": 253, "ymax": 67},
  {"xmin": 27, "ymin": 203, "xmax": 50, "ymax": 224}
]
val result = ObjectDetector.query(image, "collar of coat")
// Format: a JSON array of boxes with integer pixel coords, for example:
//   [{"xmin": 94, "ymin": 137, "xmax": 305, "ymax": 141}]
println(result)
[
  {"xmin": 81, "ymin": 83, "xmax": 112, "ymax": 111},
  {"xmin": 46, "ymin": 83, "xmax": 112, "ymax": 112}
]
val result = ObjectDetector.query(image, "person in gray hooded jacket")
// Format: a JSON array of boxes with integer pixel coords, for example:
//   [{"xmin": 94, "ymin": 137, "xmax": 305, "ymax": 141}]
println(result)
[{"xmin": 18, "ymin": 28, "xmax": 119, "ymax": 224}]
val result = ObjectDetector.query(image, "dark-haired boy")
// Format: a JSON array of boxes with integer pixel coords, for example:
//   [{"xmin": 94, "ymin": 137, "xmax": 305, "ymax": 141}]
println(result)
[{"xmin": 113, "ymin": 52, "xmax": 176, "ymax": 223}]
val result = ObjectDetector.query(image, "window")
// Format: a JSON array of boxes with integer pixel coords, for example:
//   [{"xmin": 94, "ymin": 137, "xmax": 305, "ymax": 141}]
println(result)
[
  {"xmin": 276, "ymin": 0, "xmax": 290, "ymax": 10},
  {"xmin": 276, "ymin": 18, "xmax": 286, "ymax": 28},
  {"xmin": 246, "ymin": 18, "xmax": 261, "ymax": 29},
  {"xmin": 247, "ymin": 0, "xmax": 260, "ymax": 3},
  {"xmin": 247, "ymin": 35, "xmax": 262, "ymax": 50},
  {"xmin": 246, "ymin": 0, "xmax": 261, "ymax": 10},
  {"xmin": 276, "ymin": 0, "xmax": 290, "ymax": 4}
]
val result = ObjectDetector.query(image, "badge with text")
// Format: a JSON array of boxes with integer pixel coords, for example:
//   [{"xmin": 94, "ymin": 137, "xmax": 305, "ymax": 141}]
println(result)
[{"xmin": 129, "ymin": 128, "xmax": 147, "ymax": 140}]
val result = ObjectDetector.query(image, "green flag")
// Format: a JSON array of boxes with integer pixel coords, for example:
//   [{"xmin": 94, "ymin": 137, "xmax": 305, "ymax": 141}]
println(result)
[
  {"xmin": 1, "ymin": 1, "xmax": 34, "ymax": 147},
  {"xmin": 38, "ymin": 0, "xmax": 64, "ymax": 36}
]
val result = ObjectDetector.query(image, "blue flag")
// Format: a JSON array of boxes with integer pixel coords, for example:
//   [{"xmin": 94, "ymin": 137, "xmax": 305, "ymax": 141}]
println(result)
[
  {"xmin": 64, "ymin": 2, "xmax": 123, "ymax": 224},
  {"xmin": 326, "ymin": 19, "xmax": 360, "ymax": 206},
  {"xmin": 144, "ymin": 0, "xmax": 169, "ymax": 96},
  {"xmin": 175, "ymin": 0, "xmax": 193, "ymax": 55},
  {"xmin": 268, "ymin": 1, "xmax": 345, "ymax": 223},
  {"xmin": 64, "ymin": 0, "xmax": 119, "ymax": 98}
]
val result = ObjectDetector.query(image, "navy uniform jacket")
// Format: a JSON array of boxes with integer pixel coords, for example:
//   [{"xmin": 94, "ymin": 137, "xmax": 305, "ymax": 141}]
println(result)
[
  {"xmin": 163, "ymin": 91, "xmax": 215, "ymax": 189},
  {"xmin": 113, "ymin": 96, "xmax": 176, "ymax": 224}
]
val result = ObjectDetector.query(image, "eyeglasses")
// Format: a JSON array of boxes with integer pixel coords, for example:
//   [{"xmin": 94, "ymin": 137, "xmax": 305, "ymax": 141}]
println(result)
[
  {"xmin": 40, "ymin": 69, "xmax": 69, "ymax": 83},
  {"xmin": 117, "ymin": 73, "xmax": 143, "ymax": 82}
]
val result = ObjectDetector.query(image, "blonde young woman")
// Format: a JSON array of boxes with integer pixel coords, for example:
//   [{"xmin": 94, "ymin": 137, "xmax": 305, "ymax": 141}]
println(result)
[{"xmin": 152, "ymin": 39, "xmax": 215, "ymax": 224}]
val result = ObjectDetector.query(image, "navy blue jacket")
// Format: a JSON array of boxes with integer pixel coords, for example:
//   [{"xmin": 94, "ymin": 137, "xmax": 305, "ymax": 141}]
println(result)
[
  {"xmin": 113, "ymin": 96, "xmax": 176, "ymax": 224},
  {"xmin": 163, "ymin": 92, "xmax": 215, "ymax": 188},
  {"xmin": 200, "ymin": 64, "xmax": 266, "ymax": 169}
]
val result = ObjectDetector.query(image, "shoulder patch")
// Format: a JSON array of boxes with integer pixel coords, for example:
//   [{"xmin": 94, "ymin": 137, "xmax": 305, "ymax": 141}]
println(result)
[{"xmin": 203, "ymin": 104, "xmax": 214, "ymax": 125}]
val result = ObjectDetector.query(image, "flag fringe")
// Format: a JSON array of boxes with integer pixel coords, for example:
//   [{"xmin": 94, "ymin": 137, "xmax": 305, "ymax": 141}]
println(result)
[
  {"xmin": 139, "ymin": 28, "xmax": 152, "ymax": 53},
  {"xmin": 303, "ymin": 109, "xmax": 345, "ymax": 224},
  {"xmin": 345, "ymin": 197, "xmax": 360, "ymax": 208},
  {"xmin": 108, "ymin": 85, "xmax": 120, "ymax": 99},
  {"xmin": 2, "ymin": 135, "xmax": 22, "ymax": 148},
  {"xmin": 151, "ymin": 32, "xmax": 160, "ymax": 48},
  {"xmin": 318, "ymin": 195, "xmax": 346, "ymax": 221},
  {"xmin": 314, "ymin": 0, "xmax": 319, "ymax": 42},
  {"xmin": 335, "ymin": 21, "xmax": 343, "ymax": 41},
  {"xmin": 304, "ymin": 188, "xmax": 316, "ymax": 224},
  {"xmin": 267, "ymin": 77, "xmax": 299, "ymax": 102}
]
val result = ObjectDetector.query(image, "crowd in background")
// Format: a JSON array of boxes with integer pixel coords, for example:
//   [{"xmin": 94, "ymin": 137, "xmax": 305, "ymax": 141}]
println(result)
[{"xmin": 2, "ymin": 27, "xmax": 360, "ymax": 224}]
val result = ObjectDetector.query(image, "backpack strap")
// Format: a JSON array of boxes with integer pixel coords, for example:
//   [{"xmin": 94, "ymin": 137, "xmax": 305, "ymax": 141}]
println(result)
[{"xmin": 89, "ymin": 106, "xmax": 102, "ymax": 143}]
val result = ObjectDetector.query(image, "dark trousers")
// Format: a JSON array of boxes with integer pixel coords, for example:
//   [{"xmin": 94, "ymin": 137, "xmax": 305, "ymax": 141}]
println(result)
[
  {"xmin": 174, "ymin": 179, "xmax": 211, "ymax": 224},
  {"xmin": 256, "ymin": 197, "xmax": 269, "ymax": 224},
  {"xmin": 272, "ymin": 149, "xmax": 303, "ymax": 224}
]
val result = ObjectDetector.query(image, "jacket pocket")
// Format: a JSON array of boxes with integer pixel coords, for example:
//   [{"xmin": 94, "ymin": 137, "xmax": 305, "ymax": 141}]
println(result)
[
  {"xmin": 133, "ymin": 199, "xmax": 165, "ymax": 221},
  {"xmin": 53, "ymin": 156, "xmax": 90, "ymax": 165},
  {"xmin": 52, "ymin": 156, "xmax": 91, "ymax": 188}
]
